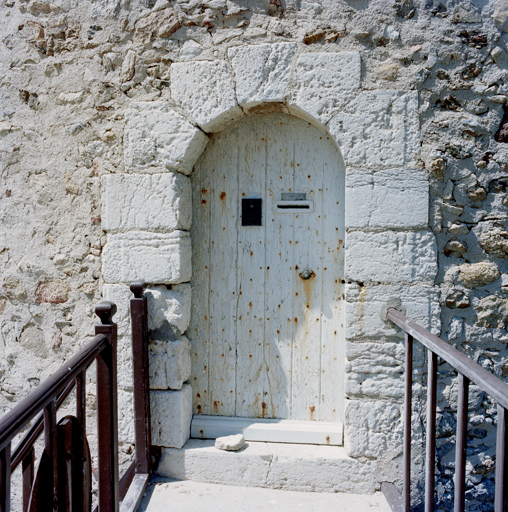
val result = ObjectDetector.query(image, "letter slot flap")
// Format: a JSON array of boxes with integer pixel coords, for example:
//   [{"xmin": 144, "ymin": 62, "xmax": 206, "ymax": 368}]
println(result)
[{"xmin": 275, "ymin": 193, "xmax": 313, "ymax": 213}]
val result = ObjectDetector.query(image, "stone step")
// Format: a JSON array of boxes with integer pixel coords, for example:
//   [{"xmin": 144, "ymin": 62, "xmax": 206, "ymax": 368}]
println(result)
[
  {"xmin": 156, "ymin": 439, "xmax": 382, "ymax": 494},
  {"xmin": 137, "ymin": 478, "xmax": 392, "ymax": 512}
]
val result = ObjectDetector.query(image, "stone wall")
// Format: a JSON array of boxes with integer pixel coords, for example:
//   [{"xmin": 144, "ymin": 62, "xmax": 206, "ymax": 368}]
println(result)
[{"xmin": 0, "ymin": 0, "xmax": 507, "ymax": 510}]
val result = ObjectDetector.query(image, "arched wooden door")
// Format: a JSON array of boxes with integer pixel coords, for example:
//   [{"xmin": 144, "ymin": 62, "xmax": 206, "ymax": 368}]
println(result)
[{"xmin": 190, "ymin": 113, "xmax": 345, "ymax": 431}]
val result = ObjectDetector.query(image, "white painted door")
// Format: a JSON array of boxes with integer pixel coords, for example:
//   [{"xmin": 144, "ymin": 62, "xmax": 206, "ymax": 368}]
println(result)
[{"xmin": 190, "ymin": 113, "xmax": 345, "ymax": 424}]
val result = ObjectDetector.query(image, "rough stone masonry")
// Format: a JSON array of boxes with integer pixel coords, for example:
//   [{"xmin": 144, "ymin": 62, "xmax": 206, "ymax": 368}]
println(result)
[{"xmin": 0, "ymin": 0, "xmax": 508, "ymax": 510}]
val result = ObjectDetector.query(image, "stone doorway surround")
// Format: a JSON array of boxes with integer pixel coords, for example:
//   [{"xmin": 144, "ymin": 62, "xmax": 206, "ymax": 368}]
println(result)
[{"xmin": 101, "ymin": 44, "xmax": 439, "ymax": 487}]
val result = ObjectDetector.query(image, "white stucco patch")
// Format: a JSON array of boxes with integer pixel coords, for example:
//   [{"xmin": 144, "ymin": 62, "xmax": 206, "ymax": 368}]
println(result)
[
  {"xmin": 170, "ymin": 61, "xmax": 244, "ymax": 132},
  {"xmin": 345, "ymin": 230, "xmax": 437, "ymax": 284},
  {"xmin": 228, "ymin": 43, "xmax": 297, "ymax": 109},
  {"xmin": 345, "ymin": 168, "xmax": 428, "ymax": 229},
  {"xmin": 101, "ymin": 173, "xmax": 192, "ymax": 232},
  {"xmin": 124, "ymin": 102, "xmax": 208, "ymax": 175},
  {"xmin": 287, "ymin": 52, "xmax": 361, "ymax": 125},
  {"xmin": 102, "ymin": 231, "xmax": 191, "ymax": 284},
  {"xmin": 327, "ymin": 90, "xmax": 419, "ymax": 168},
  {"xmin": 146, "ymin": 284, "xmax": 191, "ymax": 335}
]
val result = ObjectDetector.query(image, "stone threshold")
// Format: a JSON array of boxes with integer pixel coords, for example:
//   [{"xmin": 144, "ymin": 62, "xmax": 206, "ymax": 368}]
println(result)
[
  {"xmin": 191, "ymin": 415, "xmax": 344, "ymax": 446},
  {"xmin": 156, "ymin": 439, "xmax": 381, "ymax": 494}
]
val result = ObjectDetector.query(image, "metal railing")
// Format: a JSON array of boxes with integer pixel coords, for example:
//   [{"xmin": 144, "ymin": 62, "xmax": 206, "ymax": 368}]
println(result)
[
  {"xmin": 383, "ymin": 307, "xmax": 508, "ymax": 512},
  {"xmin": 0, "ymin": 280, "xmax": 151, "ymax": 512}
]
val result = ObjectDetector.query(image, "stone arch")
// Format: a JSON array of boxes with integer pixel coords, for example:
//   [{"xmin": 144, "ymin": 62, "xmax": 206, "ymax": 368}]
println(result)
[{"xmin": 102, "ymin": 44, "xmax": 436, "ymax": 453}]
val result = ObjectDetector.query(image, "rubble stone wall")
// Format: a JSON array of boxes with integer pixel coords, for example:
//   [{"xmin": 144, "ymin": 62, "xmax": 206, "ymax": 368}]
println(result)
[{"xmin": 1, "ymin": 0, "xmax": 507, "ymax": 509}]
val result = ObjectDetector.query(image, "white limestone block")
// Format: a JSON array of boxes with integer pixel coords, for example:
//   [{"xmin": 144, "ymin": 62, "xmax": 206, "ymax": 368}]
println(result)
[
  {"xmin": 124, "ymin": 102, "xmax": 208, "ymax": 175},
  {"xmin": 170, "ymin": 61, "xmax": 243, "ymax": 133},
  {"xmin": 146, "ymin": 284, "xmax": 191, "ymax": 335},
  {"xmin": 228, "ymin": 43, "xmax": 297, "ymax": 109},
  {"xmin": 149, "ymin": 337, "xmax": 191, "ymax": 390},
  {"xmin": 344, "ymin": 400, "xmax": 403, "ymax": 459},
  {"xmin": 287, "ymin": 52, "xmax": 361, "ymax": 125},
  {"xmin": 346, "ymin": 168, "xmax": 428, "ymax": 229},
  {"xmin": 215, "ymin": 434, "xmax": 246, "ymax": 451},
  {"xmin": 345, "ymin": 284, "xmax": 440, "ymax": 339},
  {"xmin": 327, "ymin": 90, "xmax": 419, "ymax": 168},
  {"xmin": 102, "ymin": 231, "xmax": 191, "ymax": 284},
  {"xmin": 101, "ymin": 173, "xmax": 192, "ymax": 232},
  {"xmin": 345, "ymin": 230, "xmax": 437, "ymax": 284},
  {"xmin": 151, "ymin": 385, "xmax": 193, "ymax": 448},
  {"xmin": 103, "ymin": 283, "xmax": 191, "ymax": 336}
]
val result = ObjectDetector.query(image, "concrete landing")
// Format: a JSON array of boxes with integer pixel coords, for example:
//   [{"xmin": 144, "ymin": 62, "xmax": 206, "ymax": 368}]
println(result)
[
  {"xmin": 137, "ymin": 478, "xmax": 392, "ymax": 512},
  {"xmin": 156, "ymin": 439, "xmax": 382, "ymax": 494}
]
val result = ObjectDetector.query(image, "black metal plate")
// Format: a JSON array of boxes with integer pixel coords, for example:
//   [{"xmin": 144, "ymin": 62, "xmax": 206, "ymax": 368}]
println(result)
[{"xmin": 242, "ymin": 198, "xmax": 262, "ymax": 226}]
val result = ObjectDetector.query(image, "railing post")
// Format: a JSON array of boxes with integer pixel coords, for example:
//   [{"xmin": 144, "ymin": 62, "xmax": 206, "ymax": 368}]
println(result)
[
  {"xmin": 495, "ymin": 405, "xmax": 508, "ymax": 512},
  {"xmin": 130, "ymin": 280, "xmax": 151, "ymax": 475},
  {"xmin": 454, "ymin": 373, "xmax": 469, "ymax": 512},
  {"xmin": 44, "ymin": 400, "xmax": 58, "ymax": 511},
  {"xmin": 404, "ymin": 332, "xmax": 413, "ymax": 512},
  {"xmin": 95, "ymin": 301, "xmax": 119, "ymax": 512},
  {"xmin": 425, "ymin": 350, "xmax": 438, "ymax": 512},
  {"xmin": 0, "ymin": 443, "xmax": 11, "ymax": 512}
]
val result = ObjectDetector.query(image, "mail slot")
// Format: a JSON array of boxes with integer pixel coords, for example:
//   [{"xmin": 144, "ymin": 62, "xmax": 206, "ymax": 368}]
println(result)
[{"xmin": 242, "ymin": 198, "xmax": 262, "ymax": 226}]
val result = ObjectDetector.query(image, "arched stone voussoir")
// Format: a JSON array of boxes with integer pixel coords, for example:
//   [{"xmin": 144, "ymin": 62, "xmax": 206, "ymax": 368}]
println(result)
[
  {"xmin": 286, "ymin": 52, "xmax": 361, "ymax": 127},
  {"xmin": 228, "ymin": 42, "xmax": 298, "ymax": 111},
  {"xmin": 124, "ymin": 102, "xmax": 208, "ymax": 175},
  {"xmin": 170, "ymin": 60, "xmax": 244, "ymax": 133}
]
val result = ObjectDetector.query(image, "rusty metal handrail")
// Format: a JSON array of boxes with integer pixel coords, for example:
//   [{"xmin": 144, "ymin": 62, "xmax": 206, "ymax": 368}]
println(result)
[
  {"xmin": 0, "ymin": 283, "xmax": 152, "ymax": 512},
  {"xmin": 0, "ymin": 334, "xmax": 108, "ymax": 453},
  {"xmin": 386, "ymin": 307, "xmax": 508, "ymax": 512},
  {"xmin": 387, "ymin": 308, "xmax": 508, "ymax": 409}
]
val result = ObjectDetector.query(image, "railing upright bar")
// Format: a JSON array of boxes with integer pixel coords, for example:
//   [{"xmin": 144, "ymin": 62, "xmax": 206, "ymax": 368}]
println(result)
[
  {"xmin": 76, "ymin": 371, "xmax": 86, "ymax": 429},
  {"xmin": 404, "ymin": 333, "xmax": 413, "ymax": 512},
  {"xmin": 495, "ymin": 405, "xmax": 508, "ymax": 512},
  {"xmin": 130, "ymin": 280, "xmax": 151, "ymax": 475},
  {"xmin": 44, "ymin": 400, "xmax": 58, "ymax": 511},
  {"xmin": 22, "ymin": 447, "xmax": 34, "ymax": 512},
  {"xmin": 95, "ymin": 302, "xmax": 119, "ymax": 512},
  {"xmin": 425, "ymin": 350, "xmax": 438, "ymax": 512},
  {"xmin": 454, "ymin": 373, "xmax": 469, "ymax": 512},
  {"xmin": 0, "ymin": 444, "xmax": 11, "ymax": 512}
]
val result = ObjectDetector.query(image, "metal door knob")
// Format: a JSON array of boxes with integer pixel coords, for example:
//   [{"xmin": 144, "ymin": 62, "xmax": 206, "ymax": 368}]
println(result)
[{"xmin": 300, "ymin": 269, "xmax": 313, "ymax": 280}]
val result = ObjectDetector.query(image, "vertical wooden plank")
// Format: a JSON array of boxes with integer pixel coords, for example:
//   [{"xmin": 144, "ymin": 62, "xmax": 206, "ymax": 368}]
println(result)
[
  {"xmin": 454, "ymin": 373, "xmax": 469, "ymax": 512},
  {"xmin": 291, "ymin": 121, "xmax": 324, "ymax": 421},
  {"xmin": 190, "ymin": 144, "xmax": 212, "ymax": 416},
  {"xmin": 22, "ymin": 447, "xmax": 34, "ymax": 512},
  {"xmin": 208, "ymin": 127, "xmax": 239, "ymax": 416},
  {"xmin": 425, "ymin": 350, "xmax": 438, "ymax": 512},
  {"xmin": 44, "ymin": 400, "xmax": 58, "ymax": 511},
  {"xmin": 404, "ymin": 333, "xmax": 413, "ymax": 512},
  {"xmin": 319, "ymin": 133, "xmax": 345, "ymax": 423},
  {"xmin": 264, "ymin": 114, "xmax": 296, "ymax": 420},
  {"xmin": 0, "ymin": 443, "xmax": 11, "ymax": 512},
  {"xmin": 95, "ymin": 302, "xmax": 119, "ymax": 512},
  {"xmin": 235, "ymin": 116, "xmax": 267, "ymax": 418},
  {"xmin": 495, "ymin": 404, "xmax": 508, "ymax": 512}
]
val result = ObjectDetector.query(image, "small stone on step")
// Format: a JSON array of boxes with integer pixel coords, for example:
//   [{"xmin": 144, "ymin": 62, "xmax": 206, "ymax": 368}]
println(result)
[{"xmin": 215, "ymin": 434, "xmax": 246, "ymax": 451}]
